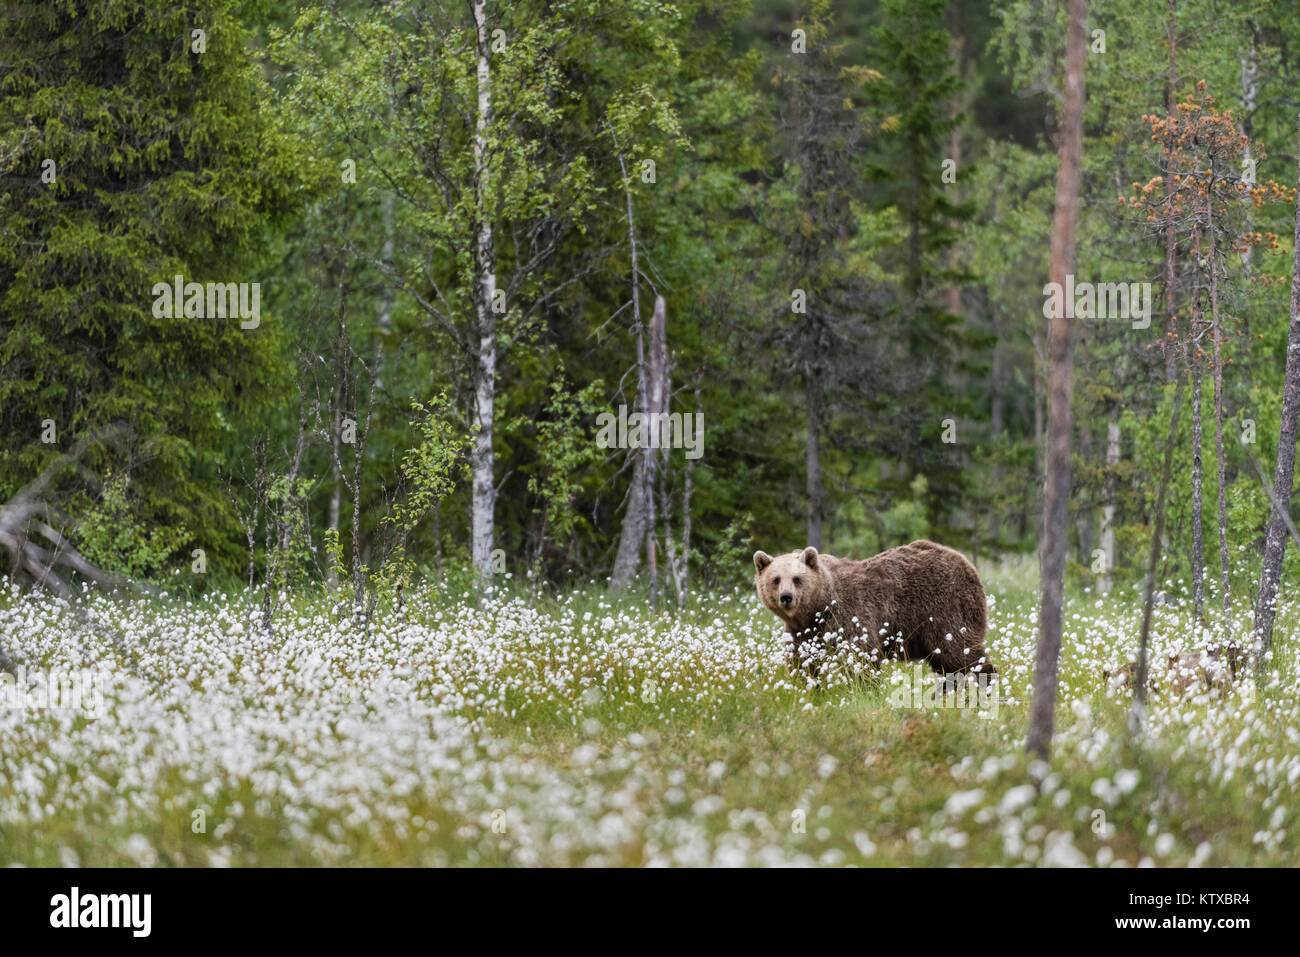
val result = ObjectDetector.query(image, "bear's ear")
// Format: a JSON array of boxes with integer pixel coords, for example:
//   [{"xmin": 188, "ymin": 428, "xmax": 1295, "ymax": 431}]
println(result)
[
  {"xmin": 801, "ymin": 546, "xmax": 819, "ymax": 569},
  {"xmin": 753, "ymin": 551, "xmax": 774, "ymax": 573}
]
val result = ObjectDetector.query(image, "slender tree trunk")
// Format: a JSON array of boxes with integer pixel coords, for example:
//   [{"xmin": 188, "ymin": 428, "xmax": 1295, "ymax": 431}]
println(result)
[
  {"xmin": 1239, "ymin": 40, "xmax": 1258, "ymax": 273},
  {"xmin": 469, "ymin": 0, "xmax": 498, "ymax": 590},
  {"xmin": 1191, "ymin": 353, "xmax": 1206, "ymax": 623},
  {"xmin": 1162, "ymin": 0, "xmax": 1179, "ymax": 381},
  {"xmin": 646, "ymin": 295, "xmax": 667, "ymax": 609},
  {"xmin": 1099, "ymin": 417, "xmax": 1119, "ymax": 594},
  {"xmin": 1252, "ymin": 114, "xmax": 1300, "ymax": 669},
  {"xmin": 1189, "ymin": 199, "xmax": 1206, "ymax": 624},
  {"xmin": 1075, "ymin": 421, "xmax": 1093, "ymax": 566},
  {"xmin": 1207, "ymin": 180, "xmax": 1232, "ymax": 621},
  {"xmin": 327, "ymin": 276, "xmax": 346, "ymax": 592},
  {"xmin": 1132, "ymin": 376, "xmax": 1186, "ymax": 732},
  {"xmin": 1027, "ymin": 0, "xmax": 1086, "ymax": 761},
  {"xmin": 678, "ymin": 381, "xmax": 700, "ymax": 608},
  {"xmin": 611, "ymin": 150, "xmax": 650, "ymax": 589},
  {"xmin": 351, "ymin": 380, "xmax": 367, "ymax": 626}
]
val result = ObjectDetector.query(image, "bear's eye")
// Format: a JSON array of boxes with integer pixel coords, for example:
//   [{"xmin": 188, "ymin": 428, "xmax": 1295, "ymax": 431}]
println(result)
[
  {"xmin": 773, "ymin": 577, "xmax": 781, "ymax": 585},
  {"xmin": 792, "ymin": 577, "xmax": 802, "ymax": 586}
]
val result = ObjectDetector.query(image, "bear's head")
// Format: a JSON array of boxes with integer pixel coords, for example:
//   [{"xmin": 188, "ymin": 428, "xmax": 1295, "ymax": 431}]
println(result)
[{"xmin": 753, "ymin": 547, "xmax": 829, "ymax": 626}]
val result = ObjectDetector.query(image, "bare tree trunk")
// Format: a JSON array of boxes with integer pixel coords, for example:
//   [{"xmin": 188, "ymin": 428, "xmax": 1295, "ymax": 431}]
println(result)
[
  {"xmin": 1188, "ymin": 155, "xmax": 1207, "ymax": 626},
  {"xmin": 679, "ymin": 382, "xmax": 700, "ymax": 608},
  {"xmin": 1075, "ymin": 421, "xmax": 1093, "ymax": 566},
  {"xmin": 470, "ymin": 0, "xmax": 498, "ymax": 589},
  {"xmin": 646, "ymin": 295, "xmax": 666, "ymax": 609},
  {"xmin": 1252, "ymin": 114, "xmax": 1300, "ymax": 669},
  {"xmin": 611, "ymin": 150, "xmax": 649, "ymax": 590},
  {"xmin": 1132, "ymin": 377, "xmax": 1186, "ymax": 732},
  {"xmin": 1190, "ymin": 353, "xmax": 1206, "ymax": 623},
  {"xmin": 351, "ymin": 385, "xmax": 366, "ymax": 627},
  {"xmin": 327, "ymin": 277, "xmax": 346, "ymax": 592},
  {"xmin": 1207, "ymin": 180, "xmax": 1232, "ymax": 620},
  {"xmin": 1026, "ymin": 0, "xmax": 1086, "ymax": 761},
  {"xmin": 262, "ymin": 402, "xmax": 308, "ymax": 635},
  {"xmin": 1099, "ymin": 418, "xmax": 1119, "ymax": 594},
  {"xmin": 1162, "ymin": 0, "xmax": 1179, "ymax": 382},
  {"xmin": 1239, "ymin": 39, "xmax": 1258, "ymax": 273}
]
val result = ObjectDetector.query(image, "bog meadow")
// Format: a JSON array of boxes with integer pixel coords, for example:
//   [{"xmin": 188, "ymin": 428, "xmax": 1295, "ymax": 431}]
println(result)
[{"xmin": 2, "ymin": 0, "xmax": 1299, "ymax": 868}]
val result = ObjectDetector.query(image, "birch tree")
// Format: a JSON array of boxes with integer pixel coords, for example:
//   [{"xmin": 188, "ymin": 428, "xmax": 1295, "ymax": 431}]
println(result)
[{"xmin": 277, "ymin": 0, "xmax": 601, "ymax": 589}]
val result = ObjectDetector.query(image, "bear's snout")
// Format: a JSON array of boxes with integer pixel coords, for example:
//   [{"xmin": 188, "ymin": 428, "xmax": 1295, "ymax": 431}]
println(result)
[{"xmin": 779, "ymin": 591, "xmax": 794, "ymax": 608}]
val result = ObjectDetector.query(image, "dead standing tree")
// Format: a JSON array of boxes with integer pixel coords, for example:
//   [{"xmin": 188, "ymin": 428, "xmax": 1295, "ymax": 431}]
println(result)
[{"xmin": 610, "ymin": 141, "xmax": 653, "ymax": 593}]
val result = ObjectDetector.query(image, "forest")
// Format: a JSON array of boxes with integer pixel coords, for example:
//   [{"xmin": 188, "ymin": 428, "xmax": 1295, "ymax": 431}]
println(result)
[{"xmin": 1, "ymin": 0, "xmax": 1299, "ymax": 872}]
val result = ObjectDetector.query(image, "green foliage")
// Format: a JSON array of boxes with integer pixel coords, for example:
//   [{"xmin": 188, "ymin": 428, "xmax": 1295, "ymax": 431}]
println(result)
[
  {"xmin": 389, "ymin": 396, "xmax": 471, "ymax": 538},
  {"xmin": 0, "ymin": 0, "xmax": 297, "ymax": 574},
  {"xmin": 880, "ymin": 474, "xmax": 933, "ymax": 547},
  {"xmin": 707, "ymin": 513, "xmax": 756, "ymax": 592},
  {"xmin": 76, "ymin": 473, "xmax": 188, "ymax": 580},
  {"xmin": 370, "ymin": 395, "xmax": 470, "ymax": 603},
  {"xmin": 527, "ymin": 377, "xmax": 606, "ymax": 547},
  {"xmin": 4, "ymin": 0, "xmax": 1300, "ymax": 610}
]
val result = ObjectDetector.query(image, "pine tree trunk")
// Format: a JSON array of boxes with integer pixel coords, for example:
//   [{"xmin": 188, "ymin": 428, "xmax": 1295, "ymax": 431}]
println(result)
[
  {"xmin": 1252, "ymin": 114, "xmax": 1300, "ymax": 668},
  {"xmin": 1027, "ymin": 0, "xmax": 1086, "ymax": 761}
]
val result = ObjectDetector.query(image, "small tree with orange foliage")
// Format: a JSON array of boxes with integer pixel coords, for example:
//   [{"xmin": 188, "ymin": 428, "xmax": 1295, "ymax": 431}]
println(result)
[{"xmin": 1121, "ymin": 81, "xmax": 1293, "ymax": 637}]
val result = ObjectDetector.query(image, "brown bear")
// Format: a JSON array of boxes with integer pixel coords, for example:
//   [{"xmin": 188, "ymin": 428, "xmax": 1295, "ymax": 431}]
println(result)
[{"xmin": 753, "ymin": 540, "xmax": 995, "ymax": 677}]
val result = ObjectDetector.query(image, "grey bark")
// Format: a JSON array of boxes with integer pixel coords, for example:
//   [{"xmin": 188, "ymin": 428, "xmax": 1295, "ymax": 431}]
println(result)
[
  {"xmin": 1252, "ymin": 113, "xmax": 1300, "ymax": 668},
  {"xmin": 611, "ymin": 149, "xmax": 650, "ymax": 589}
]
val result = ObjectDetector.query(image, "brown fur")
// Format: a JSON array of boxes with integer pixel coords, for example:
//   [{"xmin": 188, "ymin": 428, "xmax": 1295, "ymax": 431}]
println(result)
[{"xmin": 753, "ymin": 540, "xmax": 995, "ymax": 676}]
